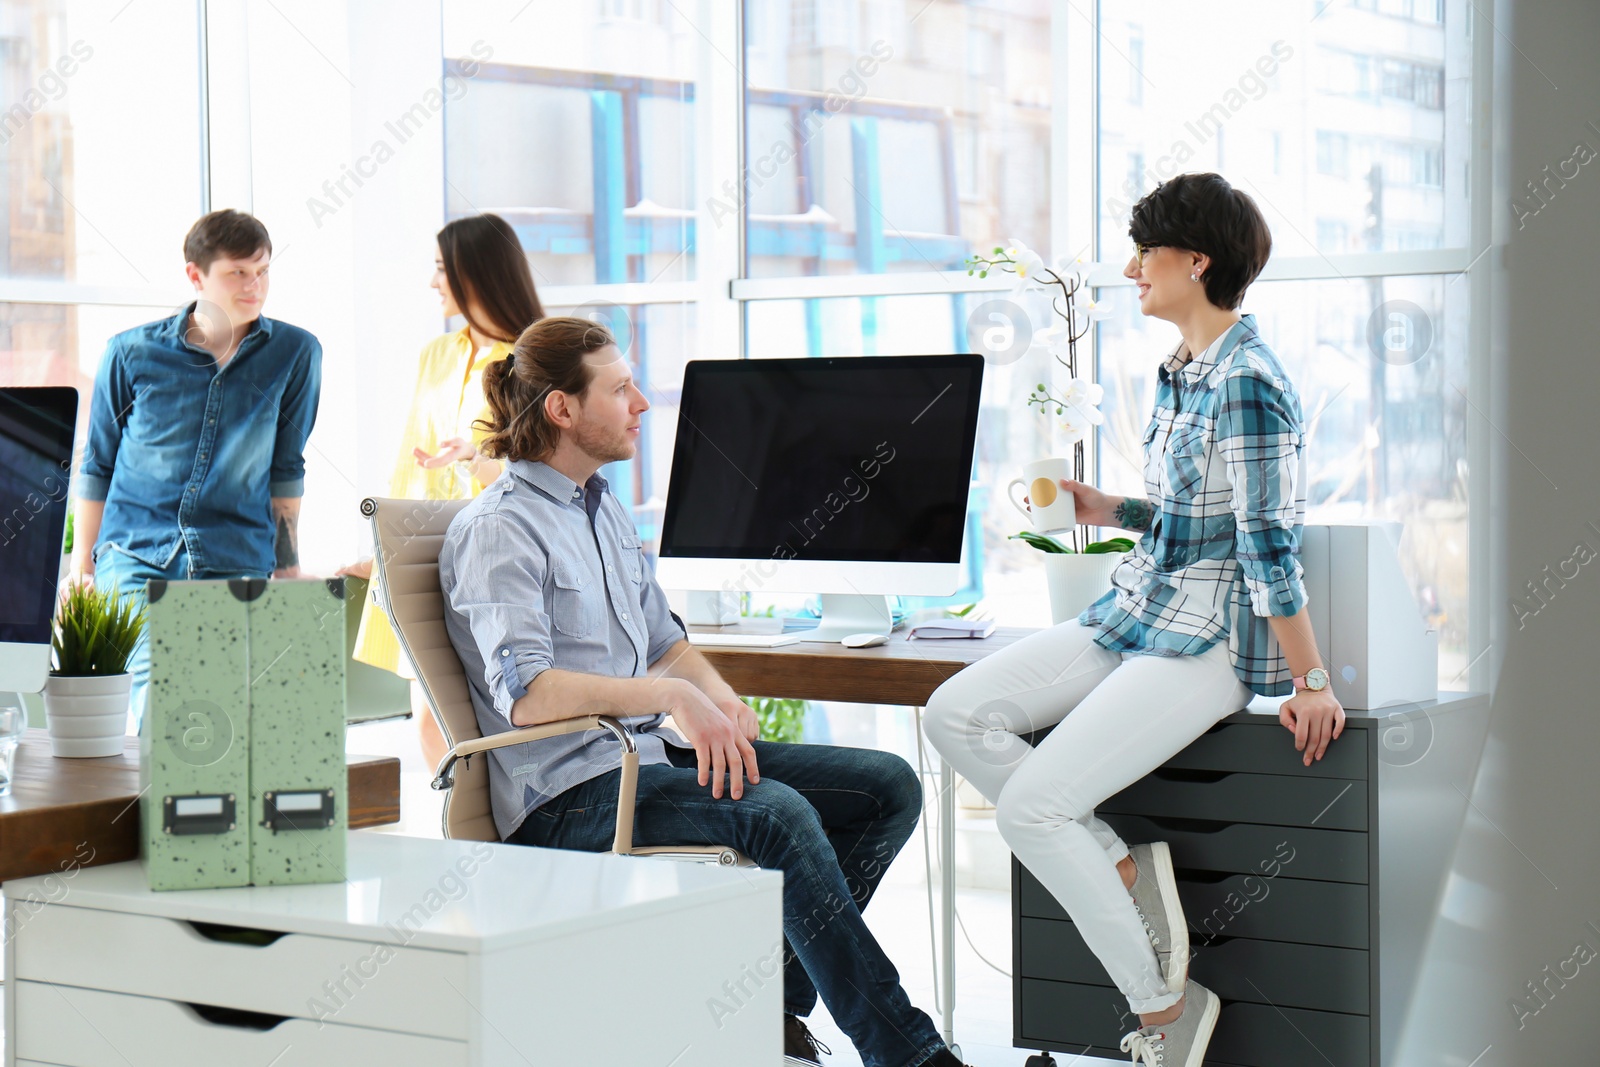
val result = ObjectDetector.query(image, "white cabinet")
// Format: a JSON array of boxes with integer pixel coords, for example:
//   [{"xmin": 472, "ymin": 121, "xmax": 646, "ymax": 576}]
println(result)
[{"xmin": 3, "ymin": 831, "xmax": 783, "ymax": 1066}]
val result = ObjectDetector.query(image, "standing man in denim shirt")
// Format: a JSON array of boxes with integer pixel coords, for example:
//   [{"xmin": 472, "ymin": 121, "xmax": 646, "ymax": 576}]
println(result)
[{"xmin": 69, "ymin": 210, "xmax": 322, "ymax": 732}]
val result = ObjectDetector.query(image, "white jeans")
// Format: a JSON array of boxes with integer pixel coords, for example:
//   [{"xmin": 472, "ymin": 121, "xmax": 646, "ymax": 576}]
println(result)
[{"xmin": 923, "ymin": 621, "xmax": 1254, "ymax": 1014}]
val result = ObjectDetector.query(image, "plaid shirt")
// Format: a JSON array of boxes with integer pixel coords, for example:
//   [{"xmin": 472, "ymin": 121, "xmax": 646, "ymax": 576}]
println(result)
[{"xmin": 1079, "ymin": 314, "xmax": 1309, "ymax": 697}]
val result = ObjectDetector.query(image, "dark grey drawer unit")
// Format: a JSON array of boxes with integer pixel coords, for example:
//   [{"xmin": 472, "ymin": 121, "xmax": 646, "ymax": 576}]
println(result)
[{"xmin": 1011, "ymin": 692, "xmax": 1489, "ymax": 1067}]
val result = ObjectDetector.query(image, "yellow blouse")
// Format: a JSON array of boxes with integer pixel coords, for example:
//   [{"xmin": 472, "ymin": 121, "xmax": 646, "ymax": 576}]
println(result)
[
  {"xmin": 353, "ymin": 328, "xmax": 513, "ymax": 676},
  {"xmin": 387, "ymin": 328, "xmax": 513, "ymax": 500}
]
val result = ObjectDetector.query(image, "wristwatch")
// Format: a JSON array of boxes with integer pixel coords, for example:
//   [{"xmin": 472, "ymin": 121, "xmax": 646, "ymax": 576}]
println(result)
[{"xmin": 1292, "ymin": 666, "xmax": 1331, "ymax": 693}]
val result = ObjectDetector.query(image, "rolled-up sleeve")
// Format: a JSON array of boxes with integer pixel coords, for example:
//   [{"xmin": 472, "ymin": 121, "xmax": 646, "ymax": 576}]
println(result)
[
  {"xmin": 639, "ymin": 561, "xmax": 687, "ymax": 666},
  {"xmin": 77, "ymin": 340, "xmax": 130, "ymax": 501},
  {"xmin": 444, "ymin": 513, "xmax": 553, "ymax": 720},
  {"xmin": 1217, "ymin": 370, "xmax": 1307, "ymax": 618},
  {"xmin": 269, "ymin": 339, "xmax": 321, "ymax": 498}
]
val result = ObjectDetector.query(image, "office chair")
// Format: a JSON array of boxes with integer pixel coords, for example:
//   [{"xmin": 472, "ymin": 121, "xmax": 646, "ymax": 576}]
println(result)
[{"xmin": 361, "ymin": 496, "xmax": 749, "ymax": 866}]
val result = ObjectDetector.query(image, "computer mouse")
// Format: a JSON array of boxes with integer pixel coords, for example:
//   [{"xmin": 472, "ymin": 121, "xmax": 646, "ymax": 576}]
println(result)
[{"xmin": 841, "ymin": 632, "xmax": 890, "ymax": 648}]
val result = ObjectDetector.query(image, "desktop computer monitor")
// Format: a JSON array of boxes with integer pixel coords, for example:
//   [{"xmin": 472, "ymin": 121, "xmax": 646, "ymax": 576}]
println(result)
[
  {"xmin": 0, "ymin": 387, "xmax": 79, "ymax": 694},
  {"xmin": 656, "ymin": 354, "xmax": 984, "ymax": 641}
]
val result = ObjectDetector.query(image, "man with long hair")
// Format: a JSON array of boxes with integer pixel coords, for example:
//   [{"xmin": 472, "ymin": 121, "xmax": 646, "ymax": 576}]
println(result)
[{"xmin": 440, "ymin": 316, "xmax": 973, "ymax": 1067}]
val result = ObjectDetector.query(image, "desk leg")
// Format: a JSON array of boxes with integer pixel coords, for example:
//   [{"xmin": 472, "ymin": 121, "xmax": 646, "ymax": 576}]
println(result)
[{"xmin": 939, "ymin": 745, "xmax": 956, "ymax": 1050}]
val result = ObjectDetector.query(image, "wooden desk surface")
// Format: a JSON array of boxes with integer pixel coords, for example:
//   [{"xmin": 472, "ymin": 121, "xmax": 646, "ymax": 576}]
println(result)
[
  {"xmin": 690, "ymin": 624, "xmax": 1037, "ymax": 706},
  {"xmin": 0, "ymin": 730, "xmax": 400, "ymax": 883}
]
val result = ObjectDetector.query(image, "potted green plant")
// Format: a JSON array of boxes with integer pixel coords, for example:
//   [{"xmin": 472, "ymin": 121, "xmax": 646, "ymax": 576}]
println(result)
[
  {"xmin": 45, "ymin": 583, "xmax": 146, "ymax": 757},
  {"xmin": 1010, "ymin": 532, "xmax": 1135, "ymax": 624},
  {"xmin": 745, "ymin": 696, "xmax": 808, "ymax": 744},
  {"xmin": 736, "ymin": 600, "xmax": 811, "ymax": 742}
]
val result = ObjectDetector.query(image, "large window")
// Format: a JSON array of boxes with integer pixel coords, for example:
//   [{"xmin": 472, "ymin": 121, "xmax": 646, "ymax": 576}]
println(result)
[
  {"xmin": 1095, "ymin": 0, "xmax": 1475, "ymax": 687},
  {"xmin": 442, "ymin": 3, "xmax": 703, "ymax": 552},
  {"xmin": 742, "ymin": 0, "xmax": 1052, "ymax": 279},
  {"xmin": 0, "ymin": 0, "xmax": 204, "ymax": 456},
  {"xmin": 0, "ymin": 0, "xmax": 1490, "ymax": 695}
]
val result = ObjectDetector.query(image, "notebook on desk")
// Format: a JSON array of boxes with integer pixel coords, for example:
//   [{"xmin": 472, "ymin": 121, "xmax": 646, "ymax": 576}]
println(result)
[{"xmin": 907, "ymin": 617, "xmax": 996, "ymax": 640}]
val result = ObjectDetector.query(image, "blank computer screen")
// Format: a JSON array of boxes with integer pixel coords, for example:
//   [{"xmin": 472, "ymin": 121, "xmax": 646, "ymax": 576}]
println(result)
[
  {"xmin": 0, "ymin": 387, "xmax": 78, "ymax": 644},
  {"xmin": 659, "ymin": 355, "xmax": 984, "ymax": 563}
]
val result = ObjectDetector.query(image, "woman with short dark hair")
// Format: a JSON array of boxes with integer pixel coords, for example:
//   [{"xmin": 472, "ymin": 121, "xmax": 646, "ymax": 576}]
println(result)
[
  {"xmin": 340, "ymin": 213, "xmax": 544, "ymax": 770},
  {"xmin": 927, "ymin": 173, "xmax": 1345, "ymax": 1065}
]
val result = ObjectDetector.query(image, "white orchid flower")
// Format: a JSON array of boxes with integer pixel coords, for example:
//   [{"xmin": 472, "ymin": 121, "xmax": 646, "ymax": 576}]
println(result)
[
  {"xmin": 1033, "ymin": 321, "xmax": 1069, "ymax": 351},
  {"xmin": 1010, "ymin": 247, "xmax": 1047, "ymax": 294},
  {"xmin": 1052, "ymin": 253, "xmax": 1093, "ymax": 292},
  {"xmin": 1063, "ymin": 377, "xmax": 1105, "ymax": 411},
  {"xmin": 1056, "ymin": 406, "xmax": 1097, "ymax": 444}
]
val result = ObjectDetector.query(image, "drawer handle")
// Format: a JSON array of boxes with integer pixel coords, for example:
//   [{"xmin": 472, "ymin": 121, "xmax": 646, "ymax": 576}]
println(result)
[
  {"xmin": 182, "ymin": 1002, "xmax": 290, "ymax": 1031},
  {"xmin": 1175, "ymin": 870, "xmax": 1249, "ymax": 885},
  {"xmin": 1133, "ymin": 814, "xmax": 1233, "ymax": 834},
  {"xmin": 1150, "ymin": 768, "xmax": 1234, "ymax": 784},
  {"xmin": 185, "ymin": 920, "xmax": 289, "ymax": 947}
]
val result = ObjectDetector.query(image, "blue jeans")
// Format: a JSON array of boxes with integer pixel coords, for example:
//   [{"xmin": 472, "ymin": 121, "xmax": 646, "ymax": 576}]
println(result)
[
  {"xmin": 507, "ymin": 739, "xmax": 949, "ymax": 1067},
  {"xmin": 93, "ymin": 543, "xmax": 263, "ymax": 735}
]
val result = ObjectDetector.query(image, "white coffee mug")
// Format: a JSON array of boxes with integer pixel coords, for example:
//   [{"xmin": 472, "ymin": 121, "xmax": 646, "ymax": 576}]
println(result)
[{"xmin": 1008, "ymin": 457, "xmax": 1077, "ymax": 532}]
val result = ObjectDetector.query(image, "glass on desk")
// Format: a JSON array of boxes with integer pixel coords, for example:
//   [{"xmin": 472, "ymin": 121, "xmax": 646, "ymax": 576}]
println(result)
[{"xmin": 0, "ymin": 704, "xmax": 25, "ymax": 796}]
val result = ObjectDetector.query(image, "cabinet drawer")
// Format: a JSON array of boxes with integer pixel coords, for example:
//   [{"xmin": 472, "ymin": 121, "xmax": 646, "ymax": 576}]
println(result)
[
  {"xmin": 1018, "ymin": 977, "xmax": 1370, "ymax": 1067},
  {"xmin": 1023, "ymin": 719, "xmax": 1365, "ymax": 781},
  {"xmin": 1165, "ymin": 721, "xmax": 1366, "ymax": 780},
  {"xmin": 1018, "ymin": 918, "xmax": 1369, "ymax": 1015},
  {"xmin": 13, "ymin": 904, "xmax": 469, "ymax": 1041},
  {"xmin": 14, "ymin": 982, "xmax": 467, "ymax": 1067},
  {"xmin": 1093, "ymin": 814, "xmax": 1369, "ymax": 883},
  {"xmin": 1018, "ymin": 868, "xmax": 1369, "ymax": 949},
  {"xmin": 1100, "ymin": 770, "xmax": 1367, "ymax": 831}
]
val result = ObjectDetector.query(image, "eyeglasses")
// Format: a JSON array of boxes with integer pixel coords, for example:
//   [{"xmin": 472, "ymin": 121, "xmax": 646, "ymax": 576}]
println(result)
[{"xmin": 1134, "ymin": 243, "xmax": 1162, "ymax": 267}]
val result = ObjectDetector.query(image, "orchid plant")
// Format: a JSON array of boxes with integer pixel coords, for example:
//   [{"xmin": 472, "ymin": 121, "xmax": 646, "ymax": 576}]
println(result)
[
  {"xmin": 969, "ymin": 239, "xmax": 1114, "ymax": 552},
  {"xmin": 966, "ymin": 239, "xmax": 1111, "ymax": 444}
]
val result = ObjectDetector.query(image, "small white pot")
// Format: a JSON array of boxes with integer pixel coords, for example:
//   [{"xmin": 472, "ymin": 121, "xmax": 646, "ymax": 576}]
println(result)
[
  {"xmin": 43, "ymin": 674, "xmax": 131, "ymax": 757},
  {"xmin": 1043, "ymin": 551, "xmax": 1126, "ymax": 625}
]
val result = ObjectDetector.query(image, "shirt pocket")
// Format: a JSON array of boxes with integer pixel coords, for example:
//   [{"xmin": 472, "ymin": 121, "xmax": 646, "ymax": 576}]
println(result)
[
  {"xmin": 550, "ymin": 561, "xmax": 600, "ymax": 638},
  {"xmin": 1163, "ymin": 424, "xmax": 1210, "ymax": 501},
  {"xmin": 620, "ymin": 533, "xmax": 645, "ymax": 588},
  {"xmin": 1141, "ymin": 418, "xmax": 1163, "ymax": 495}
]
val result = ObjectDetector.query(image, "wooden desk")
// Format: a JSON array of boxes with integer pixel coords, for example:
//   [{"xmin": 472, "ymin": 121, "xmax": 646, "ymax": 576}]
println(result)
[
  {"xmin": 695, "ymin": 625, "xmax": 1037, "ymax": 706},
  {"xmin": 0, "ymin": 730, "xmax": 400, "ymax": 883},
  {"xmin": 691, "ymin": 623, "xmax": 1033, "ymax": 1052}
]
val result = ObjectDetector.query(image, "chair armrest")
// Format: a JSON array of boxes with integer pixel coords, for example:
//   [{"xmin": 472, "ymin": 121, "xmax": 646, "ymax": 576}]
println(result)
[{"xmin": 432, "ymin": 714, "xmax": 642, "ymax": 855}]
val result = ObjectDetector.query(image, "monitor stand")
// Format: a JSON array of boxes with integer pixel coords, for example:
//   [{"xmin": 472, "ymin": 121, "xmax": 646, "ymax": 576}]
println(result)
[
  {"xmin": 684, "ymin": 590, "xmax": 741, "ymax": 627},
  {"xmin": 803, "ymin": 593, "xmax": 894, "ymax": 644}
]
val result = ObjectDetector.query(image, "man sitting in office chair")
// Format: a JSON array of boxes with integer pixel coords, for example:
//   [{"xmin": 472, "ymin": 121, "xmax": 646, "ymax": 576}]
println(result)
[{"xmin": 439, "ymin": 316, "xmax": 972, "ymax": 1067}]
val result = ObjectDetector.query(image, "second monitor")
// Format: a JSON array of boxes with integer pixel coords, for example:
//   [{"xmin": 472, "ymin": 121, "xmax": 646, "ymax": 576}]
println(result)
[{"xmin": 656, "ymin": 354, "xmax": 984, "ymax": 641}]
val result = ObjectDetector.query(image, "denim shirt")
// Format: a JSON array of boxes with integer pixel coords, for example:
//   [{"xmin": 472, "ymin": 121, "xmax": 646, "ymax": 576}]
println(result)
[
  {"xmin": 440, "ymin": 459, "xmax": 689, "ymax": 840},
  {"xmin": 1079, "ymin": 314, "xmax": 1309, "ymax": 696},
  {"xmin": 76, "ymin": 304, "xmax": 322, "ymax": 575}
]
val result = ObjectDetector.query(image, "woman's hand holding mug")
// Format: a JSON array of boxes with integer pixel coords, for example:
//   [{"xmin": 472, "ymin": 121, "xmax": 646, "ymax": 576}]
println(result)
[{"xmin": 1012, "ymin": 458, "xmax": 1133, "ymax": 532}]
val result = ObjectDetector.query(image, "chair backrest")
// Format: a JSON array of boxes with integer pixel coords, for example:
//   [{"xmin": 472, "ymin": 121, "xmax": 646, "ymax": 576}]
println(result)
[{"xmin": 361, "ymin": 496, "xmax": 494, "ymax": 841}]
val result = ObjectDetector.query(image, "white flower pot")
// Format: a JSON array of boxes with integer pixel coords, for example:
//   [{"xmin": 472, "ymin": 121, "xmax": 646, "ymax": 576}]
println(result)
[
  {"xmin": 43, "ymin": 674, "xmax": 131, "ymax": 757},
  {"xmin": 1043, "ymin": 551, "xmax": 1126, "ymax": 625}
]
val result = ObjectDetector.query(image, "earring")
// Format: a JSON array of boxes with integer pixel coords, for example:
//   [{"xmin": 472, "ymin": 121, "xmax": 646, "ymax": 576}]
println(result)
[{"xmin": 1190, "ymin": 272, "xmax": 1200, "ymax": 282}]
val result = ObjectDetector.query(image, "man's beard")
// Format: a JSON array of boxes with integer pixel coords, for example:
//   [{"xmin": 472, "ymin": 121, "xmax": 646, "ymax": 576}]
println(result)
[{"xmin": 573, "ymin": 417, "xmax": 633, "ymax": 465}]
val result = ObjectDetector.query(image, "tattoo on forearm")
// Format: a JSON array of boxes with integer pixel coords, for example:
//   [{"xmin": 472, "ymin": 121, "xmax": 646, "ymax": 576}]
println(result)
[
  {"xmin": 273, "ymin": 501, "xmax": 300, "ymax": 569},
  {"xmin": 1113, "ymin": 497, "xmax": 1155, "ymax": 532}
]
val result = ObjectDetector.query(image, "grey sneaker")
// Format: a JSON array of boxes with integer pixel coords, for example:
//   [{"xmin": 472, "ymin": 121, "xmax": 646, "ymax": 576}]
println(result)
[
  {"xmin": 1118, "ymin": 979, "xmax": 1221, "ymax": 1067},
  {"xmin": 1127, "ymin": 841, "xmax": 1189, "ymax": 991}
]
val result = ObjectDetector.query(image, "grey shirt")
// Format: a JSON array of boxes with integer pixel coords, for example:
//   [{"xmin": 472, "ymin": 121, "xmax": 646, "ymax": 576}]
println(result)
[{"xmin": 440, "ymin": 459, "xmax": 689, "ymax": 840}]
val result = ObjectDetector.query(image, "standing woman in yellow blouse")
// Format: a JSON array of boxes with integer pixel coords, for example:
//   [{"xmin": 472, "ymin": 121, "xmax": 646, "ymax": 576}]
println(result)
[{"xmin": 339, "ymin": 213, "xmax": 544, "ymax": 771}]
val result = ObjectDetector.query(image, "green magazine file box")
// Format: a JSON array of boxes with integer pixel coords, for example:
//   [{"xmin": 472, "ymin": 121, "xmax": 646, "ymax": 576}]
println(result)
[
  {"xmin": 141, "ymin": 580, "xmax": 253, "ymax": 891},
  {"xmin": 247, "ymin": 578, "xmax": 348, "ymax": 886},
  {"xmin": 140, "ymin": 578, "xmax": 348, "ymax": 891}
]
